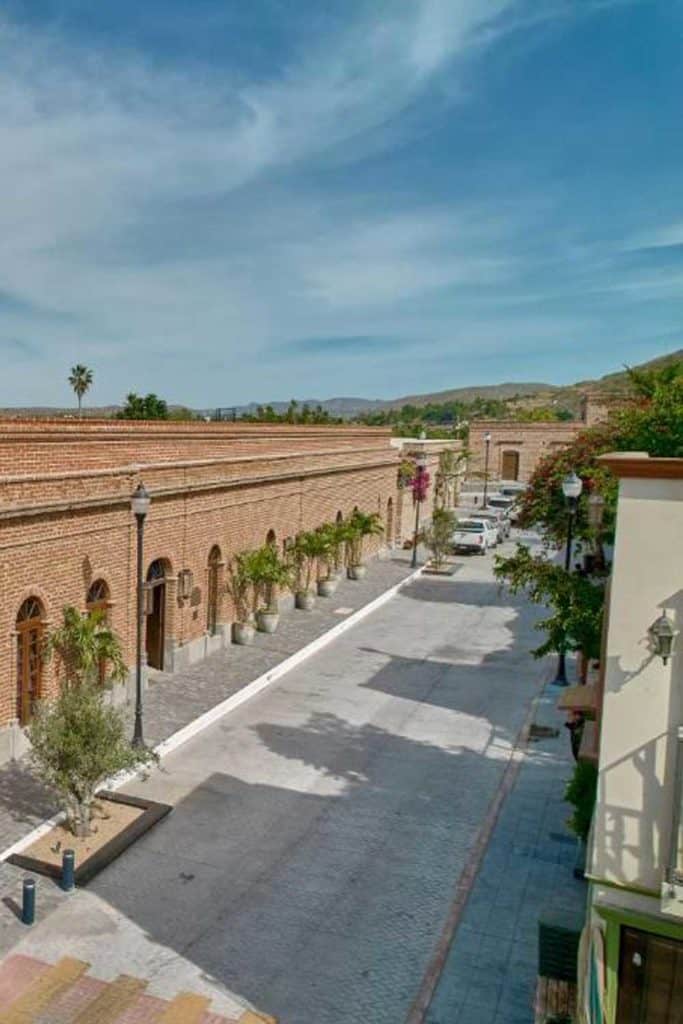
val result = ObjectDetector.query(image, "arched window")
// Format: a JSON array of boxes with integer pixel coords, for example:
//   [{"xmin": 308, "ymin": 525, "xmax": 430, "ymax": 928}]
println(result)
[
  {"xmin": 207, "ymin": 546, "xmax": 222, "ymax": 636},
  {"xmin": 86, "ymin": 578, "xmax": 111, "ymax": 685},
  {"xmin": 266, "ymin": 529, "xmax": 277, "ymax": 548},
  {"xmin": 86, "ymin": 578, "xmax": 110, "ymax": 613},
  {"xmin": 336, "ymin": 510, "xmax": 343, "ymax": 525},
  {"xmin": 16, "ymin": 597, "xmax": 45, "ymax": 725}
]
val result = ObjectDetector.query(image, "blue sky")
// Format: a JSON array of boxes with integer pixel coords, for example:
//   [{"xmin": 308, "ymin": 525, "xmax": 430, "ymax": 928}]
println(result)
[{"xmin": 1, "ymin": 0, "xmax": 681, "ymax": 407}]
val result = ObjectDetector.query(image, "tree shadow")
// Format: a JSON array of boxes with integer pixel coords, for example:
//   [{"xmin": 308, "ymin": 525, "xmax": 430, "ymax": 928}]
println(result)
[
  {"xmin": 76, "ymin": 713, "xmax": 524, "ymax": 1024},
  {"xmin": 0, "ymin": 760, "xmax": 57, "ymax": 828}
]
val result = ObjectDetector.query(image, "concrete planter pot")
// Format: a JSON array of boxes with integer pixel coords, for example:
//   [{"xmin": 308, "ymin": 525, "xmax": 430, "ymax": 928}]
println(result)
[
  {"xmin": 295, "ymin": 591, "xmax": 316, "ymax": 611},
  {"xmin": 256, "ymin": 609, "xmax": 280, "ymax": 633},
  {"xmin": 232, "ymin": 621, "xmax": 256, "ymax": 645},
  {"xmin": 347, "ymin": 564, "xmax": 367, "ymax": 580},
  {"xmin": 317, "ymin": 578, "xmax": 338, "ymax": 598}
]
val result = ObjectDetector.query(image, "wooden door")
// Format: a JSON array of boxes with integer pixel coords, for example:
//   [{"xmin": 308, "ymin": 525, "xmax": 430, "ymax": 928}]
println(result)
[
  {"xmin": 207, "ymin": 550, "xmax": 220, "ymax": 635},
  {"xmin": 617, "ymin": 927, "xmax": 683, "ymax": 1023},
  {"xmin": 146, "ymin": 582, "xmax": 165, "ymax": 670},
  {"xmin": 17, "ymin": 616, "xmax": 44, "ymax": 726},
  {"xmin": 501, "ymin": 450, "xmax": 520, "ymax": 481}
]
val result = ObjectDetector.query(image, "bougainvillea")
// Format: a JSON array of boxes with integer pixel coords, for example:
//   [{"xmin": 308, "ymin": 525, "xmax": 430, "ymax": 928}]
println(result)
[{"xmin": 411, "ymin": 469, "xmax": 431, "ymax": 502}]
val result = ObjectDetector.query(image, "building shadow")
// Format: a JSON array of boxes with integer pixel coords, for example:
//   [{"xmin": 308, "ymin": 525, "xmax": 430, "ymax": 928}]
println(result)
[{"xmin": 83, "ymin": 712, "xmax": 525, "ymax": 1024}]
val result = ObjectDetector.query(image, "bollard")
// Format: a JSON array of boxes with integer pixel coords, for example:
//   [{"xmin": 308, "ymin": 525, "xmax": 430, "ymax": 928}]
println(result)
[
  {"xmin": 22, "ymin": 877, "xmax": 36, "ymax": 926},
  {"xmin": 61, "ymin": 849, "xmax": 75, "ymax": 892}
]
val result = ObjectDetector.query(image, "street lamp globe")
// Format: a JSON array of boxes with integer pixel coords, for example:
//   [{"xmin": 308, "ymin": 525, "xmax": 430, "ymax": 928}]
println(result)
[
  {"xmin": 484, "ymin": 431, "xmax": 491, "ymax": 443},
  {"xmin": 415, "ymin": 452, "xmax": 428, "ymax": 470},
  {"xmin": 562, "ymin": 472, "xmax": 583, "ymax": 501},
  {"xmin": 131, "ymin": 482, "xmax": 151, "ymax": 518}
]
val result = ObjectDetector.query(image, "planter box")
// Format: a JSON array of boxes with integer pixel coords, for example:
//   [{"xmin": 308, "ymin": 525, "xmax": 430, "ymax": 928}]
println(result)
[
  {"xmin": 295, "ymin": 591, "xmax": 316, "ymax": 611},
  {"xmin": 8, "ymin": 791, "xmax": 172, "ymax": 886},
  {"xmin": 347, "ymin": 564, "xmax": 367, "ymax": 580},
  {"xmin": 423, "ymin": 564, "xmax": 458, "ymax": 577}
]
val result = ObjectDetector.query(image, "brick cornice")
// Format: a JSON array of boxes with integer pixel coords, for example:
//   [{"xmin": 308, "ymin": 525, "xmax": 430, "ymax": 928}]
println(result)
[{"xmin": 0, "ymin": 456, "xmax": 398, "ymax": 521}]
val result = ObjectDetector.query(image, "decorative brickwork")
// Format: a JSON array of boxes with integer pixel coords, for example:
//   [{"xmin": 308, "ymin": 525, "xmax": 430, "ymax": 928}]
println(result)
[
  {"xmin": 467, "ymin": 396, "xmax": 612, "ymax": 485},
  {"xmin": 0, "ymin": 421, "xmax": 401, "ymax": 752}
]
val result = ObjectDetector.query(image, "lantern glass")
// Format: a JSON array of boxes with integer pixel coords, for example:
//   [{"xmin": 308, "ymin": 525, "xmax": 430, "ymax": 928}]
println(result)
[
  {"xmin": 649, "ymin": 612, "xmax": 676, "ymax": 664},
  {"xmin": 415, "ymin": 453, "xmax": 428, "ymax": 470},
  {"xmin": 131, "ymin": 482, "xmax": 151, "ymax": 517},
  {"xmin": 562, "ymin": 472, "xmax": 583, "ymax": 500}
]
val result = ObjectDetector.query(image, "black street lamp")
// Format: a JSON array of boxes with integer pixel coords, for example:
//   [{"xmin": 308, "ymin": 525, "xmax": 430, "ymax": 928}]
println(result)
[
  {"xmin": 411, "ymin": 453, "xmax": 428, "ymax": 569},
  {"xmin": 131, "ymin": 482, "xmax": 150, "ymax": 747},
  {"xmin": 482, "ymin": 432, "xmax": 491, "ymax": 507},
  {"xmin": 553, "ymin": 471, "xmax": 583, "ymax": 687}
]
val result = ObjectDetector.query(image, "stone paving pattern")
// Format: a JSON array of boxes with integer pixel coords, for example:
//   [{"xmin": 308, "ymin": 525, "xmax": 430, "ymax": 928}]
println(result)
[
  {"xmin": 425, "ymin": 681, "xmax": 587, "ymax": 1024},
  {"xmin": 0, "ymin": 553, "xmax": 414, "ymax": 856},
  {"xmin": 6, "ymin": 543, "xmax": 547, "ymax": 1023},
  {"xmin": 0, "ymin": 954, "xmax": 275, "ymax": 1023}
]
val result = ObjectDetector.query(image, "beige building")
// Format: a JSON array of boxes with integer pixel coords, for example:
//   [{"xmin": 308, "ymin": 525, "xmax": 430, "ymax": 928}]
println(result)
[{"xmin": 582, "ymin": 452, "xmax": 683, "ymax": 1022}]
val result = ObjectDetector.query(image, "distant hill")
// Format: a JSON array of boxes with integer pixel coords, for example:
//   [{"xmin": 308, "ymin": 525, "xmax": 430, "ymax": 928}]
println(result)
[{"xmin": 0, "ymin": 347, "xmax": 679, "ymax": 421}]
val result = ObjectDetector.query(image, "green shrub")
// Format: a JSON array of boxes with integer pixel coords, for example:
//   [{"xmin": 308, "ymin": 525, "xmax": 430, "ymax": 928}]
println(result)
[{"xmin": 565, "ymin": 760, "xmax": 598, "ymax": 843}]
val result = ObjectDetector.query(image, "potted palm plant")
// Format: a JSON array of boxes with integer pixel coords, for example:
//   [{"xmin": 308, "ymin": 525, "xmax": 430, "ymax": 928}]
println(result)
[
  {"xmin": 289, "ymin": 532, "xmax": 319, "ymax": 610},
  {"xmin": 344, "ymin": 510, "xmax": 383, "ymax": 580},
  {"xmin": 226, "ymin": 551, "xmax": 257, "ymax": 644},
  {"xmin": 251, "ymin": 544, "xmax": 292, "ymax": 633},
  {"xmin": 313, "ymin": 525, "xmax": 338, "ymax": 597}
]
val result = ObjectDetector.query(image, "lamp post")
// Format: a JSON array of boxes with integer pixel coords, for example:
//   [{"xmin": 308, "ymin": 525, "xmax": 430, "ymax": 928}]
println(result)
[
  {"xmin": 411, "ymin": 452, "xmax": 428, "ymax": 569},
  {"xmin": 553, "ymin": 471, "xmax": 583, "ymax": 686},
  {"xmin": 482, "ymin": 432, "xmax": 491, "ymax": 507},
  {"xmin": 588, "ymin": 492, "xmax": 606, "ymax": 570},
  {"xmin": 131, "ymin": 482, "xmax": 150, "ymax": 748}
]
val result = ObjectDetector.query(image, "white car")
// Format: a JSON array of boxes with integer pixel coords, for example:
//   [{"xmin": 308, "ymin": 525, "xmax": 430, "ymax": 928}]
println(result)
[
  {"xmin": 452, "ymin": 518, "xmax": 497, "ymax": 555},
  {"xmin": 485, "ymin": 496, "xmax": 517, "ymax": 529},
  {"xmin": 470, "ymin": 509, "xmax": 509, "ymax": 542}
]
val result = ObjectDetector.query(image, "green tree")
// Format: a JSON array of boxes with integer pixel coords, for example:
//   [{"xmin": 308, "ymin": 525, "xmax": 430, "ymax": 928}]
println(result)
[
  {"xmin": 421, "ymin": 508, "xmax": 456, "ymax": 570},
  {"xmin": 118, "ymin": 393, "xmax": 169, "ymax": 420},
  {"xmin": 46, "ymin": 606, "xmax": 127, "ymax": 689},
  {"xmin": 517, "ymin": 366, "xmax": 683, "ymax": 547},
  {"xmin": 29, "ymin": 606, "xmax": 152, "ymax": 837},
  {"xmin": 28, "ymin": 681, "xmax": 155, "ymax": 837},
  {"xmin": 494, "ymin": 544, "xmax": 604, "ymax": 664},
  {"xmin": 68, "ymin": 364, "xmax": 93, "ymax": 418}
]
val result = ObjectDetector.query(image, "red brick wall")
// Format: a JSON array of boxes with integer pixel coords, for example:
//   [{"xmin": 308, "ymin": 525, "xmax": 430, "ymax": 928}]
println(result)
[{"xmin": 0, "ymin": 421, "xmax": 400, "ymax": 727}]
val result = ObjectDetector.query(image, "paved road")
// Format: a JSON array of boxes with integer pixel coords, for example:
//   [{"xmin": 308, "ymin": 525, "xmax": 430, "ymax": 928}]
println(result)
[{"xmin": 11, "ymin": 541, "xmax": 545, "ymax": 1024}]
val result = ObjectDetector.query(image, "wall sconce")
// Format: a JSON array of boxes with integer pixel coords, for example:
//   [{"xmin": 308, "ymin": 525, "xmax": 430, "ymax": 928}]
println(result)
[
  {"xmin": 178, "ymin": 569, "xmax": 194, "ymax": 600},
  {"xmin": 649, "ymin": 611, "xmax": 676, "ymax": 665}
]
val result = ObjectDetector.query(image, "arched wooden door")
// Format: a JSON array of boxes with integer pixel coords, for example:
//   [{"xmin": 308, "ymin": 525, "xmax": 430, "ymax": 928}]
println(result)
[
  {"xmin": 16, "ymin": 597, "xmax": 45, "ymax": 726},
  {"xmin": 146, "ymin": 560, "xmax": 167, "ymax": 670},
  {"xmin": 501, "ymin": 450, "xmax": 520, "ymax": 481},
  {"xmin": 86, "ymin": 578, "xmax": 111, "ymax": 685},
  {"xmin": 207, "ymin": 546, "xmax": 221, "ymax": 636}
]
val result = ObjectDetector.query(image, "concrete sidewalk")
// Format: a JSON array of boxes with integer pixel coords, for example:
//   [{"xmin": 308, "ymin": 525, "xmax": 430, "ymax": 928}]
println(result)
[
  {"xmin": 425, "ymin": 681, "xmax": 586, "ymax": 1024},
  {"xmin": 0, "ymin": 553, "xmax": 414, "ymax": 857}
]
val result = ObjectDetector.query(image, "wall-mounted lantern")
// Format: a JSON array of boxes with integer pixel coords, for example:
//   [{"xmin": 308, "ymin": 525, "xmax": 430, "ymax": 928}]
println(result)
[
  {"xmin": 649, "ymin": 611, "xmax": 676, "ymax": 665},
  {"xmin": 178, "ymin": 569, "xmax": 194, "ymax": 601}
]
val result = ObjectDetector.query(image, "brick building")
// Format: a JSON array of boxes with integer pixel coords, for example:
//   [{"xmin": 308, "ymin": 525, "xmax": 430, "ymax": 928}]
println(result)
[
  {"xmin": 467, "ymin": 395, "xmax": 612, "ymax": 485},
  {"xmin": 0, "ymin": 419, "xmax": 410, "ymax": 762}
]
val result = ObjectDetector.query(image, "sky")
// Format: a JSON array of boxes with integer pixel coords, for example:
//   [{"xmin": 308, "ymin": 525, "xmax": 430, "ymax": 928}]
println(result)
[{"xmin": 1, "ymin": 0, "xmax": 682, "ymax": 408}]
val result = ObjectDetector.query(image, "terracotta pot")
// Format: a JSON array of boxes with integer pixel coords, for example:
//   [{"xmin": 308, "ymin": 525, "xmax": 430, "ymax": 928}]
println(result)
[
  {"xmin": 232, "ymin": 621, "xmax": 255, "ymax": 645},
  {"xmin": 295, "ymin": 591, "xmax": 316, "ymax": 611},
  {"xmin": 347, "ymin": 564, "xmax": 367, "ymax": 580},
  {"xmin": 317, "ymin": 578, "xmax": 338, "ymax": 598},
  {"xmin": 256, "ymin": 609, "xmax": 279, "ymax": 633}
]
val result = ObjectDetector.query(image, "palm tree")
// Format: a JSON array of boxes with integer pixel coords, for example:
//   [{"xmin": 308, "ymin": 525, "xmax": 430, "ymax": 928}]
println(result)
[
  {"xmin": 45, "ymin": 606, "xmax": 126, "ymax": 689},
  {"xmin": 68, "ymin": 364, "xmax": 93, "ymax": 417}
]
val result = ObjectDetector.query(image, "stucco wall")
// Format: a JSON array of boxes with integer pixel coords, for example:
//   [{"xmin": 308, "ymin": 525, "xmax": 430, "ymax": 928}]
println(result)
[{"xmin": 590, "ymin": 466, "xmax": 683, "ymax": 893}]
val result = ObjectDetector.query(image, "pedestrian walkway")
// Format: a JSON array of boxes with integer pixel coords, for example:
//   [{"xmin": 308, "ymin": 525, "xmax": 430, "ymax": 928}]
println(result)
[
  {"xmin": 0, "ymin": 954, "xmax": 276, "ymax": 1023},
  {"xmin": 425, "ymin": 681, "xmax": 586, "ymax": 1024},
  {"xmin": 0, "ymin": 554, "xmax": 414, "ymax": 856}
]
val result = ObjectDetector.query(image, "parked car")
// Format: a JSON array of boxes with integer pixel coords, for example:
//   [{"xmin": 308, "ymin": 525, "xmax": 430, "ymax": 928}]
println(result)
[
  {"xmin": 471, "ymin": 509, "xmax": 509, "ymax": 542},
  {"xmin": 451, "ymin": 518, "xmax": 497, "ymax": 555},
  {"xmin": 486, "ymin": 495, "xmax": 518, "ymax": 525}
]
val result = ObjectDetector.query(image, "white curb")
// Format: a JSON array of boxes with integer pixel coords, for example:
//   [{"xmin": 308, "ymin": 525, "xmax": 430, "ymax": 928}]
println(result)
[{"xmin": 1, "ymin": 562, "xmax": 425, "ymax": 864}]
